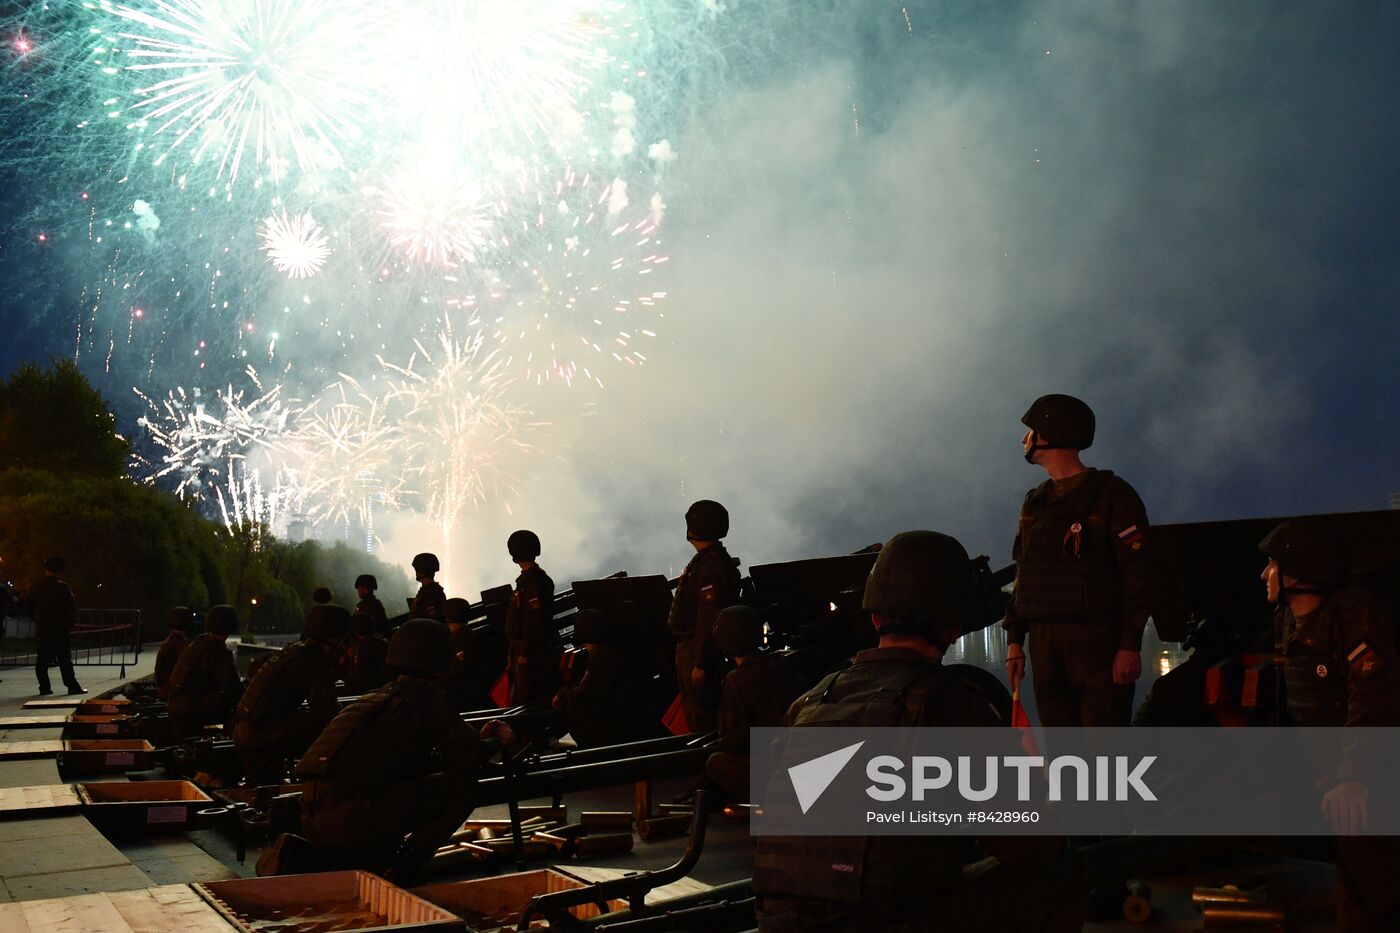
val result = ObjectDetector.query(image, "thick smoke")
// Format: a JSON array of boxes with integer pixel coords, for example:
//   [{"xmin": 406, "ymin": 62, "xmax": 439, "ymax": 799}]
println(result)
[{"xmin": 378, "ymin": 1, "xmax": 1400, "ymax": 598}]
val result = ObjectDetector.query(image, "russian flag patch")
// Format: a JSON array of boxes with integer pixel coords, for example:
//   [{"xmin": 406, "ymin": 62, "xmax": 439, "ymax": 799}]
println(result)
[
  {"xmin": 1349, "ymin": 642, "xmax": 1381, "ymax": 674},
  {"xmin": 1117, "ymin": 524, "xmax": 1145, "ymax": 551}
]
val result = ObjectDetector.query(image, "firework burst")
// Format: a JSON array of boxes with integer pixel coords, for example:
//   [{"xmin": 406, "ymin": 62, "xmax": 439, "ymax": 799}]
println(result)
[
  {"xmin": 260, "ymin": 208, "xmax": 330, "ymax": 278},
  {"xmin": 376, "ymin": 155, "xmax": 493, "ymax": 268},
  {"xmin": 106, "ymin": 0, "xmax": 371, "ymax": 183}
]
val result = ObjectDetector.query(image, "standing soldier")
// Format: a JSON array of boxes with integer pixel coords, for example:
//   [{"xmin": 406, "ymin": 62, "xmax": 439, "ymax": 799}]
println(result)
[
  {"xmin": 340, "ymin": 611, "xmax": 391, "ymax": 696},
  {"xmin": 1003, "ymin": 394, "xmax": 1150, "ymax": 727},
  {"xmin": 442, "ymin": 598, "xmax": 488, "ymax": 712},
  {"xmin": 753, "ymin": 531, "xmax": 1085, "ymax": 931},
  {"xmin": 410, "ymin": 553, "xmax": 447, "ymax": 622},
  {"xmin": 232, "ymin": 604, "xmax": 349, "ymax": 787},
  {"xmin": 167, "ymin": 604, "xmax": 243, "ymax": 739},
  {"xmin": 353, "ymin": 574, "xmax": 389, "ymax": 636},
  {"xmin": 504, "ymin": 530, "xmax": 559, "ymax": 705},
  {"xmin": 1260, "ymin": 521, "xmax": 1400, "ymax": 932},
  {"xmin": 291, "ymin": 620, "xmax": 515, "ymax": 884},
  {"xmin": 704, "ymin": 606, "xmax": 807, "ymax": 802},
  {"xmin": 667, "ymin": 500, "xmax": 741, "ymax": 733},
  {"xmin": 28, "ymin": 557, "xmax": 84, "ymax": 696},
  {"xmin": 155, "ymin": 607, "xmax": 195, "ymax": 699}
]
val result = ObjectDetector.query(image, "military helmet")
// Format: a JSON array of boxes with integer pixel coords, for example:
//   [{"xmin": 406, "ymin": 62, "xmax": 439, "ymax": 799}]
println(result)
[
  {"xmin": 1022, "ymin": 394, "xmax": 1095, "ymax": 450},
  {"xmin": 312, "ymin": 586, "xmax": 333, "ymax": 605},
  {"xmin": 507, "ymin": 529, "xmax": 542, "ymax": 561},
  {"xmin": 862, "ymin": 531, "xmax": 977, "ymax": 630},
  {"xmin": 571, "ymin": 608, "xmax": 610, "ymax": 645},
  {"xmin": 205, "ymin": 604, "xmax": 239, "ymax": 637},
  {"xmin": 411, "ymin": 552, "xmax": 440, "ymax": 576},
  {"xmin": 166, "ymin": 606, "xmax": 192, "ymax": 632},
  {"xmin": 304, "ymin": 604, "xmax": 352, "ymax": 643},
  {"xmin": 387, "ymin": 618, "xmax": 451, "ymax": 676},
  {"xmin": 350, "ymin": 610, "xmax": 375, "ymax": 636},
  {"xmin": 43, "ymin": 556, "xmax": 65, "ymax": 574},
  {"xmin": 1260, "ymin": 521, "xmax": 1347, "ymax": 586},
  {"xmin": 714, "ymin": 605, "xmax": 764, "ymax": 658},
  {"xmin": 685, "ymin": 500, "xmax": 730, "ymax": 541},
  {"xmin": 444, "ymin": 597, "xmax": 471, "ymax": 624},
  {"xmin": 354, "ymin": 574, "xmax": 378, "ymax": 591}
]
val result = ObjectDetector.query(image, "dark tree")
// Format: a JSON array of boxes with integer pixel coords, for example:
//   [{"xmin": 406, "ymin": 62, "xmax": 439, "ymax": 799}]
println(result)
[{"xmin": 0, "ymin": 359, "xmax": 128, "ymax": 478}]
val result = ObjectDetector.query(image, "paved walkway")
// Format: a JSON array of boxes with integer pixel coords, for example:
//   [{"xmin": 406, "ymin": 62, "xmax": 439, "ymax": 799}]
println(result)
[{"xmin": 0, "ymin": 650, "xmax": 237, "ymax": 905}]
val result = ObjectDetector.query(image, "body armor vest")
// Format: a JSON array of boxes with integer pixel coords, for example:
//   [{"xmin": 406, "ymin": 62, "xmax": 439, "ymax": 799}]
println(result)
[
  {"xmin": 294, "ymin": 680, "xmax": 413, "ymax": 782},
  {"xmin": 1013, "ymin": 469, "xmax": 1121, "ymax": 621},
  {"xmin": 753, "ymin": 659, "xmax": 974, "ymax": 903},
  {"xmin": 667, "ymin": 546, "xmax": 741, "ymax": 636},
  {"xmin": 237, "ymin": 641, "xmax": 326, "ymax": 725}
]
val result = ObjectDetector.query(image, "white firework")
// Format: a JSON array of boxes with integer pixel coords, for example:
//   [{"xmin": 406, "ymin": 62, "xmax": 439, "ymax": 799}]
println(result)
[
  {"xmin": 107, "ymin": 0, "xmax": 371, "ymax": 182},
  {"xmin": 260, "ymin": 209, "xmax": 331, "ymax": 278},
  {"xmin": 376, "ymin": 155, "xmax": 493, "ymax": 267}
]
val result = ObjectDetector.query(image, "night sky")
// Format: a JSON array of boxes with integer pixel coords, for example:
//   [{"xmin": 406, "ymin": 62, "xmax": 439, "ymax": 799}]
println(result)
[{"xmin": 2, "ymin": 1, "xmax": 1397, "ymax": 594}]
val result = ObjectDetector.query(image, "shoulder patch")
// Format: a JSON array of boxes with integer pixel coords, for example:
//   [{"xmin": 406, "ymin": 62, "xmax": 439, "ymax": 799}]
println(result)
[
  {"xmin": 528, "ymin": 596, "xmax": 541, "ymax": 609},
  {"xmin": 1348, "ymin": 642, "xmax": 1382, "ymax": 676},
  {"xmin": 1117, "ymin": 524, "xmax": 1145, "ymax": 551}
]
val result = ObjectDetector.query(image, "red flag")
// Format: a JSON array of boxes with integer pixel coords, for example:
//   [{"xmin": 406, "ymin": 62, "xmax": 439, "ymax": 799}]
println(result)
[
  {"xmin": 489, "ymin": 670, "xmax": 511, "ymax": 708},
  {"xmin": 1011, "ymin": 683, "xmax": 1040, "ymax": 756},
  {"xmin": 662, "ymin": 693, "xmax": 689, "ymax": 735}
]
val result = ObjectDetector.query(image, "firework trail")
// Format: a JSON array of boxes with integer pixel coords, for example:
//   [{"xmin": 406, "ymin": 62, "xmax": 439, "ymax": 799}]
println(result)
[
  {"xmin": 380, "ymin": 321, "xmax": 536, "ymax": 565},
  {"xmin": 260, "ymin": 208, "xmax": 330, "ymax": 278},
  {"xmin": 282, "ymin": 375, "xmax": 406, "ymax": 531}
]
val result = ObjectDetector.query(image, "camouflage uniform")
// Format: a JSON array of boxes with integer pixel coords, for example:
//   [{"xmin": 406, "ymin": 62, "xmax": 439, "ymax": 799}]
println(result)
[
  {"xmin": 355, "ymin": 596, "xmax": 390, "ymax": 637},
  {"xmin": 154, "ymin": 631, "xmax": 190, "ymax": 699},
  {"xmin": 293, "ymin": 677, "xmax": 483, "ymax": 867},
  {"xmin": 705, "ymin": 652, "xmax": 808, "ymax": 800},
  {"xmin": 557, "ymin": 643, "xmax": 630, "ymax": 747},
  {"xmin": 1276, "ymin": 584, "xmax": 1400, "ymax": 933},
  {"xmin": 166, "ymin": 634, "xmax": 243, "ymax": 738},
  {"xmin": 339, "ymin": 631, "xmax": 391, "ymax": 696},
  {"xmin": 410, "ymin": 581, "xmax": 447, "ymax": 623},
  {"xmin": 232, "ymin": 641, "xmax": 339, "ymax": 786},
  {"xmin": 1004, "ymin": 468, "xmax": 1151, "ymax": 726},
  {"xmin": 754, "ymin": 647, "xmax": 1085, "ymax": 932},
  {"xmin": 667, "ymin": 544, "xmax": 740, "ymax": 732},
  {"xmin": 27, "ymin": 575, "xmax": 82, "ymax": 694},
  {"xmin": 505, "ymin": 565, "xmax": 558, "ymax": 705}
]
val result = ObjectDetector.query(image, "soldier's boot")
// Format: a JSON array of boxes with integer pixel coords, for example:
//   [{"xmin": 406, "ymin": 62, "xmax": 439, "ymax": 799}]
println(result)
[{"xmin": 256, "ymin": 833, "xmax": 314, "ymax": 876}]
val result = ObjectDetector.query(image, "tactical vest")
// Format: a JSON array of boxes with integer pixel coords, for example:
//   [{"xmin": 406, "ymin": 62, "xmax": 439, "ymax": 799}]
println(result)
[
  {"xmin": 294, "ymin": 680, "xmax": 414, "ymax": 782},
  {"xmin": 752, "ymin": 660, "xmax": 975, "ymax": 903},
  {"xmin": 168, "ymin": 635, "xmax": 229, "ymax": 695},
  {"xmin": 506, "ymin": 567, "xmax": 554, "ymax": 646},
  {"xmin": 1012, "ymin": 469, "xmax": 1122, "ymax": 622},
  {"xmin": 237, "ymin": 642, "xmax": 325, "ymax": 725},
  {"xmin": 667, "ymin": 546, "xmax": 741, "ymax": 636}
]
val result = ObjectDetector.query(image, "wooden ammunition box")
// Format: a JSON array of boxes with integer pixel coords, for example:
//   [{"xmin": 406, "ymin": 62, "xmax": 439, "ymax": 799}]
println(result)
[
  {"xmin": 195, "ymin": 870, "xmax": 462, "ymax": 932},
  {"xmin": 62, "ymin": 715, "xmax": 134, "ymax": 739},
  {"xmin": 414, "ymin": 870, "xmax": 627, "ymax": 930},
  {"xmin": 77, "ymin": 780, "xmax": 213, "ymax": 832},
  {"xmin": 58, "ymin": 739, "xmax": 157, "ymax": 774}
]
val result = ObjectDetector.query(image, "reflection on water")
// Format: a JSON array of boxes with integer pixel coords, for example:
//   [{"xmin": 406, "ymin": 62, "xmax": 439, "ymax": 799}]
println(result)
[{"xmin": 947, "ymin": 623, "xmax": 1192, "ymax": 724}]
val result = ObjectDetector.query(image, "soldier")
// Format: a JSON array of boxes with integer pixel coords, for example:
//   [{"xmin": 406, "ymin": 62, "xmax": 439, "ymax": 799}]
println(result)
[
  {"xmin": 167, "ymin": 604, "xmax": 243, "ymax": 739},
  {"xmin": 155, "ymin": 607, "xmax": 195, "ymax": 699},
  {"xmin": 754, "ymin": 531, "xmax": 1086, "ymax": 932},
  {"xmin": 667, "ymin": 500, "xmax": 741, "ymax": 733},
  {"xmin": 442, "ymin": 597, "xmax": 491, "ymax": 712},
  {"xmin": 703, "ymin": 606, "xmax": 806, "ymax": 802},
  {"xmin": 312, "ymin": 587, "xmax": 333, "ymax": 605},
  {"xmin": 28, "ymin": 556, "xmax": 84, "ymax": 696},
  {"xmin": 554, "ymin": 609, "xmax": 631, "ymax": 747},
  {"xmin": 339, "ymin": 610, "xmax": 391, "ymax": 696},
  {"xmin": 504, "ymin": 530, "xmax": 559, "ymax": 705},
  {"xmin": 293, "ymin": 619, "xmax": 515, "ymax": 883},
  {"xmin": 232, "ymin": 604, "xmax": 350, "ymax": 787},
  {"xmin": 410, "ymin": 553, "xmax": 447, "ymax": 622},
  {"xmin": 1002, "ymin": 394, "xmax": 1150, "ymax": 727},
  {"xmin": 353, "ymin": 574, "xmax": 390, "ymax": 636},
  {"xmin": 1260, "ymin": 521, "xmax": 1400, "ymax": 932}
]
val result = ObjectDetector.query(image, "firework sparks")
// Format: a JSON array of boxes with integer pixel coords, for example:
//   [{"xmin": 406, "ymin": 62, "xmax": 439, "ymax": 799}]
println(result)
[
  {"xmin": 260, "ymin": 209, "xmax": 330, "ymax": 278},
  {"xmin": 133, "ymin": 366, "xmax": 296, "ymax": 501},
  {"xmin": 380, "ymin": 321, "xmax": 534, "ymax": 561},
  {"xmin": 376, "ymin": 155, "xmax": 492, "ymax": 267},
  {"xmin": 107, "ymin": 0, "xmax": 371, "ymax": 183}
]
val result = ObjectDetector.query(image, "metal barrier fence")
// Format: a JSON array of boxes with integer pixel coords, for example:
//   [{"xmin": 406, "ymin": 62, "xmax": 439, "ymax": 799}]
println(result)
[{"xmin": 0, "ymin": 609, "xmax": 143, "ymax": 678}]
